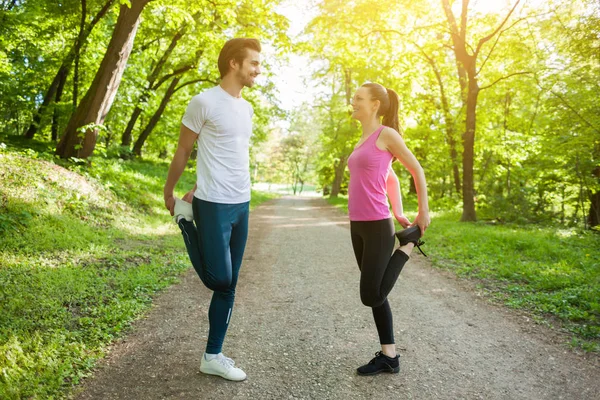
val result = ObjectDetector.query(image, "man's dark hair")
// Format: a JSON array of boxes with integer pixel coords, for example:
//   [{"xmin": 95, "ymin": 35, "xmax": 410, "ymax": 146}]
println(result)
[{"xmin": 217, "ymin": 38, "xmax": 261, "ymax": 79}]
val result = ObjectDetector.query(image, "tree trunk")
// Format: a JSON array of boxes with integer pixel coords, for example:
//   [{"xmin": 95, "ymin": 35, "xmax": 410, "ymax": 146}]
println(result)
[
  {"xmin": 73, "ymin": 0, "xmax": 86, "ymax": 109},
  {"xmin": 589, "ymin": 167, "xmax": 600, "ymax": 228},
  {"xmin": 442, "ymin": 0, "xmax": 472, "ymax": 217},
  {"xmin": 330, "ymin": 156, "xmax": 347, "ymax": 198},
  {"xmin": 57, "ymin": 0, "xmax": 150, "ymax": 159},
  {"xmin": 426, "ymin": 52, "xmax": 462, "ymax": 194},
  {"xmin": 503, "ymin": 91, "xmax": 511, "ymax": 197},
  {"xmin": 292, "ymin": 174, "xmax": 298, "ymax": 195},
  {"xmin": 450, "ymin": 144, "xmax": 461, "ymax": 194},
  {"xmin": 442, "ymin": 0, "xmax": 521, "ymax": 221},
  {"xmin": 121, "ymin": 105, "xmax": 143, "ymax": 146},
  {"xmin": 127, "ymin": 70, "xmax": 209, "ymax": 155},
  {"xmin": 24, "ymin": 0, "xmax": 115, "ymax": 139},
  {"xmin": 461, "ymin": 72, "xmax": 479, "ymax": 222},
  {"xmin": 121, "ymin": 64, "xmax": 196, "ymax": 147},
  {"xmin": 589, "ymin": 192, "xmax": 600, "ymax": 228},
  {"xmin": 24, "ymin": 66, "xmax": 64, "ymax": 138},
  {"xmin": 51, "ymin": 68, "xmax": 68, "ymax": 141},
  {"xmin": 132, "ymin": 76, "xmax": 180, "ymax": 156}
]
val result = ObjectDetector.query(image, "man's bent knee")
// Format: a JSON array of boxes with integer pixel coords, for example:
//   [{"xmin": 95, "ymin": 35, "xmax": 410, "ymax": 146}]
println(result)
[{"xmin": 205, "ymin": 276, "xmax": 232, "ymax": 292}]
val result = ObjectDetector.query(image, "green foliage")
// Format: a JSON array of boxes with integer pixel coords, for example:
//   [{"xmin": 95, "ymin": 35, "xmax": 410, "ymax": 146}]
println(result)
[
  {"xmin": 0, "ymin": 0, "xmax": 290, "ymax": 160},
  {"xmin": 302, "ymin": 0, "xmax": 600, "ymax": 228}
]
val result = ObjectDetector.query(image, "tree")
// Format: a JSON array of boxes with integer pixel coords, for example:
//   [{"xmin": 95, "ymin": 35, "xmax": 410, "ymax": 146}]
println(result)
[
  {"xmin": 24, "ymin": 0, "xmax": 116, "ymax": 140},
  {"xmin": 120, "ymin": 11, "xmax": 203, "ymax": 148},
  {"xmin": 441, "ymin": 0, "xmax": 530, "ymax": 221},
  {"xmin": 303, "ymin": 0, "xmax": 395, "ymax": 198},
  {"xmin": 56, "ymin": 0, "xmax": 152, "ymax": 158},
  {"xmin": 132, "ymin": 75, "xmax": 216, "ymax": 156},
  {"xmin": 115, "ymin": 0, "xmax": 290, "ymax": 158}
]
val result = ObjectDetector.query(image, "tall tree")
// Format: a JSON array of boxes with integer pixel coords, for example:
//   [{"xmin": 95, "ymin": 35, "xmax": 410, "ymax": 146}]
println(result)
[
  {"xmin": 416, "ymin": 45, "xmax": 462, "ymax": 195},
  {"xmin": 441, "ymin": 0, "xmax": 530, "ymax": 221},
  {"xmin": 24, "ymin": 0, "xmax": 116, "ymax": 139},
  {"xmin": 120, "ymin": 13, "xmax": 200, "ymax": 147},
  {"xmin": 56, "ymin": 0, "xmax": 152, "ymax": 158}
]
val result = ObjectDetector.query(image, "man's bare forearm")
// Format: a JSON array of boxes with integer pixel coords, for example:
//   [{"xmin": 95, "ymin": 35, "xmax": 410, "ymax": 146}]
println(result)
[{"xmin": 164, "ymin": 147, "xmax": 191, "ymax": 196}]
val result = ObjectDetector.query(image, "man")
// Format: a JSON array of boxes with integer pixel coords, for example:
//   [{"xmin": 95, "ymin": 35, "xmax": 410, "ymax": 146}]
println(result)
[{"xmin": 163, "ymin": 38, "xmax": 261, "ymax": 382}]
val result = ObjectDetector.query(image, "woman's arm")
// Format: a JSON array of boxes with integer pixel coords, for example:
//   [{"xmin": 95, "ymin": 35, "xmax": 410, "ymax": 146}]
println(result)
[
  {"xmin": 379, "ymin": 127, "xmax": 430, "ymax": 234},
  {"xmin": 386, "ymin": 167, "xmax": 411, "ymax": 228}
]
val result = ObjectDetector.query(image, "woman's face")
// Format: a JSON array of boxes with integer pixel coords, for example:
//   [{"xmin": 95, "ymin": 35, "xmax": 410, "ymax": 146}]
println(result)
[{"xmin": 351, "ymin": 87, "xmax": 378, "ymax": 121}]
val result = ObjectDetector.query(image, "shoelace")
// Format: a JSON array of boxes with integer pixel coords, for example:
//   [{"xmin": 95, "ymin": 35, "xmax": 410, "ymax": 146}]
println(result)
[
  {"xmin": 371, "ymin": 351, "xmax": 399, "ymax": 364},
  {"xmin": 369, "ymin": 351, "xmax": 384, "ymax": 364},
  {"xmin": 215, "ymin": 354, "xmax": 235, "ymax": 369},
  {"xmin": 222, "ymin": 356, "xmax": 235, "ymax": 366},
  {"xmin": 415, "ymin": 240, "xmax": 427, "ymax": 257}
]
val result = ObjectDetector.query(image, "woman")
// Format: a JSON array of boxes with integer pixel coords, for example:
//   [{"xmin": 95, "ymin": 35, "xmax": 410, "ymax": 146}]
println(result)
[{"xmin": 348, "ymin": 82, "xmax": 430, "ymax": 375}]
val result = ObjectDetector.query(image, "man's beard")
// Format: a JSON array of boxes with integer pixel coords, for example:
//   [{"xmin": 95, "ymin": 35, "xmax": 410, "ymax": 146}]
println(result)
[
  {"xmin": 238, "ymin": 71, "xmax": 255, "ymax": 88},
  {"xmin": 243, "ymin": 75, "xmax": 255, "ymax": 88}
]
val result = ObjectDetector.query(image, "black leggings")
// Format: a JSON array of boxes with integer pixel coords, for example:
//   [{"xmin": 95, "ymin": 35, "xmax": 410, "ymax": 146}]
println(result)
[{"xmin": 350, "ymin": 218, "xmax": 409, "ymax": 345}]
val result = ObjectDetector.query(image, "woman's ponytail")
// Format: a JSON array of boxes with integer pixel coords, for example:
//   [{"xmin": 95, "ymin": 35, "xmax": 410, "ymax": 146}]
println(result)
[
  {"xmin": 361, "ymin": 83, "xmax": 403, "ymax": 135},
  {"xmin": 382, "ymin": 88, "xmax": 401, "ymax": 135}
]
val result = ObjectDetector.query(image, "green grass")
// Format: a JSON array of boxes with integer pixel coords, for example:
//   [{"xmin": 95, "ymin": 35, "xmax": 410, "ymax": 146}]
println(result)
[
  {"xmin": 327, "ymin": 195, "xmax": 600, "ymax": 352},
  {"xmin": 0, "ymin": 147, "xmax": 277, "ymax": 399}
]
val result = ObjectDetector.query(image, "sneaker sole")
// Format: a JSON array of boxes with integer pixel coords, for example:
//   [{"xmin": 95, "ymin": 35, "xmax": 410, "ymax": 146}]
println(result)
[
  {"xmin": 356, "ymin": 366, "xmax": 400, "ymax": 376},
  {"xmin": 395, "ymin": 226, "xmax": 421, "ymax": 245},
  {"xmin": 200, "ymin": 367, "xmax": 247, "ymax": 381}
]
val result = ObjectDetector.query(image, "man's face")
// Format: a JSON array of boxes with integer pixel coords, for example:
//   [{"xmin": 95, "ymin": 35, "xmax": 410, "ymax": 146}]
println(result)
[{"xmin": 233, "ymin": 49, "xmax": 261, "ymax": 88}]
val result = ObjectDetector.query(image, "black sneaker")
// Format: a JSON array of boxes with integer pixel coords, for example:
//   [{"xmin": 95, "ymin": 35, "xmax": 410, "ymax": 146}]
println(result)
[
  {"xmin": 356, "ymin": 351, "xmax": 400, "ymax": 376},
  {"xmin": 395, "ymin": 226, "xmax": 427, "ymax": 257}
]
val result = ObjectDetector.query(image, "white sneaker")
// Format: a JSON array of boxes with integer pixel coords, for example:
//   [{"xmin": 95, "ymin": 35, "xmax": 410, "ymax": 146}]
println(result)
[
  {"xmin": 200, "ymin": 353, "xmax": 247, "ymax": 381},
  {"xmin": 173, "ymin": 198, "xmax": 193, "ymax": 222}
]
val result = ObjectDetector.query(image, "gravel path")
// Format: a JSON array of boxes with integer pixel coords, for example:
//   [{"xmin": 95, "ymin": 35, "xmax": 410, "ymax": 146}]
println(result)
[{"xmin": 73, "ymin": 197, "xmax": 599, "ymax": 400}]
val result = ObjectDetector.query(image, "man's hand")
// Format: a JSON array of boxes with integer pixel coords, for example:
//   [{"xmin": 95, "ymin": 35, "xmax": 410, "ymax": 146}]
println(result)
[
  {"xmin": 394, "ymin": 214, "xmax": 411, "ymax": 229},
  {"xmin": 164, "ymin": 192, "xmax": 175, "ymax": 216}
]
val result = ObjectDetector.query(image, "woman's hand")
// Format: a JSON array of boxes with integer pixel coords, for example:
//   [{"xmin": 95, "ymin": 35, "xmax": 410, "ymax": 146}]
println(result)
[
  {"xmin": 394, "ymin": 214, "xmax": 411, "ymax": 229},
  {"xmin": 411, "ymin": 211, "xmax": 431, "ymax": 236}
]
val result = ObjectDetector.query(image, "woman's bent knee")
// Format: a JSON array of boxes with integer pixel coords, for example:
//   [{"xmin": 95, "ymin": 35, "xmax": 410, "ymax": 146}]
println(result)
[{"xmin": 360, "ymin": 293, "xmax": 385, "ymax": 308}]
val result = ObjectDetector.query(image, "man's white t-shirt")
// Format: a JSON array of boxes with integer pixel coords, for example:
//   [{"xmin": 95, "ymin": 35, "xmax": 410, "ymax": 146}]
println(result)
[{"xmin": 182, "ymin": 85, "xmax": 253, "ymax": 204}]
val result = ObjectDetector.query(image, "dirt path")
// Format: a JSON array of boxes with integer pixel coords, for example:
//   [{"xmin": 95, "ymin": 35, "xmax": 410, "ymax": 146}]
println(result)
[{"xmin": 73, "ymin": 197, "xmax": 599, "ymax": 400}]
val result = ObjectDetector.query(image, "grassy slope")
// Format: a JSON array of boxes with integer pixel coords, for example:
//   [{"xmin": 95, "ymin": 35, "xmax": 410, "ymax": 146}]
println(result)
[
  {"xmin": 0, "ymin": 149, "xmax": 276, "ymax": 399},
  {"xmin": 327, "ymin": 196, "xmax": 600, "ymax": 352}
]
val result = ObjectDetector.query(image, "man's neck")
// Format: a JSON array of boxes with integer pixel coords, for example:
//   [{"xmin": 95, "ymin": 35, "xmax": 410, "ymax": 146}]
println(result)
[{"xmin": 219, "ymin": 77, "xmax": 243, "ymax": 98}]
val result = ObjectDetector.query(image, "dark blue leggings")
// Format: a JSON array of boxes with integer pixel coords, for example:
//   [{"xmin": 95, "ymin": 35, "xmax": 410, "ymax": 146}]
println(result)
[{"xmin": 178, "ymin": 197, "xmax": 249, "ymax": 354}]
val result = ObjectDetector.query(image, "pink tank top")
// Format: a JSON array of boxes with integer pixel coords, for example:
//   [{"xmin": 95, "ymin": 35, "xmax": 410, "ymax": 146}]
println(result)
[{"xmin": 347, "ymin": 126, "xmax": 393, "ymax": 221}]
